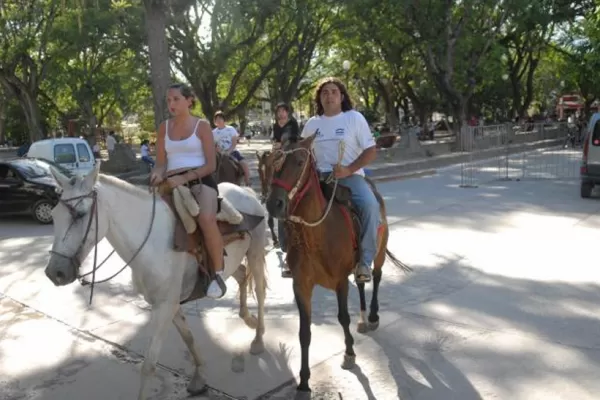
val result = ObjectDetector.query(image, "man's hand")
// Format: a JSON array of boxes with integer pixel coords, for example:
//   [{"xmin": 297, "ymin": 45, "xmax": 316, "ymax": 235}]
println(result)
[
  {"xmin": 333, "ymin": 165, "xmax": 352, "ymax": 179},
  {"xmin": 166, "ymin": 174, "xmax": 187, "ymax": 188}
]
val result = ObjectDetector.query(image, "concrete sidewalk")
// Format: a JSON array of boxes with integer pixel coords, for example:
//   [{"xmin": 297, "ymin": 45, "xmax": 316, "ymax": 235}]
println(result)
[{"xmin": 2, "ymin": 150, "xmax": 600, "ymax": 399}]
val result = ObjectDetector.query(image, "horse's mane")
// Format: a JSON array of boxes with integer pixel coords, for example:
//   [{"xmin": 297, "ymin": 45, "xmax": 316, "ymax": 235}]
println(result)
[{"xmin": 98, "ymin": 174, "xmax": 151, "ymax": 198}]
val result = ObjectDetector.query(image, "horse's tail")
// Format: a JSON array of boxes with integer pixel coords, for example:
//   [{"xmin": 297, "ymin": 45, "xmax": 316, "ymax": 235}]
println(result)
[{"xmin": 386, "ymin": 248, "xmax": 412, "ymax": 273}]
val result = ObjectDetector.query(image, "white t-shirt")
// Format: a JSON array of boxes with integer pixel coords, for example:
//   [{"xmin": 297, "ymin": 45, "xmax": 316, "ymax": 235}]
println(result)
[
  {"xmin": 213, "ymin": 125, "xmax": 238, "ymax": 152},
  {"xmin": 106, "ymin": 135, "xmax": 116, "ymax": 151},
  {"xmin": 140, "ymin": 144, "xmax": 150, "ymax": 157},
  {"xmin": 301, "ymin": 110, "xmax": 376, "ymax": 176}
]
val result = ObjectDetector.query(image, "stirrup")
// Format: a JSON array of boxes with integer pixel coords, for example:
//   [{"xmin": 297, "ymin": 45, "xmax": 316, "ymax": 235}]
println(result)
[
  {"xmin": 207, "ymin": 274, "xmax": 227, "ymax": 299},
  {"xmin": 281, "ymin": 264, "xmax": 293, "ymax": 278},
  {"xmin": 215, "ymin": 274, "xmax": 227, "ymax": 297}
]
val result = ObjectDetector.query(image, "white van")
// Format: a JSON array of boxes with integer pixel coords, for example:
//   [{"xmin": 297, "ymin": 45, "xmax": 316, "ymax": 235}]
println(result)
[
  {"xmin": 26, "ymin": 138, "xmax": 96, "ymax": 176},
  {"xmin": 580, "ymin": 113, "xmax": 600, "ymax": 197}
]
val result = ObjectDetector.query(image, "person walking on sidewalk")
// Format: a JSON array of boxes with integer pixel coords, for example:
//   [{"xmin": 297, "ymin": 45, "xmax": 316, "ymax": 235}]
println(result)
[{"xmin": 271, "ymin": 102, "xmax": 300, "ymax": 277}]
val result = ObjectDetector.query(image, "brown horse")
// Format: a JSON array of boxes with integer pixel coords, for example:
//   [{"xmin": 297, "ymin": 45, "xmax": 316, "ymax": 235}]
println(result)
[
  {"xmin": 215, "ymin": 152, "xmax": 244, "ymax": 185},
  {"xmin": 265, "ymin": 135, "xmax": 410, "ymax": 394},
  {"xmin": 256, "ymin": 150, "xmax": 279, "ymax": 247}
]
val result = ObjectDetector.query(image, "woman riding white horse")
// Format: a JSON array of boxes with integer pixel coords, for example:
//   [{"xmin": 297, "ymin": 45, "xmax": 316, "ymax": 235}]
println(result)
[
  {"xmin": 43, "ymin": 84, "xmax": 268, "ymax": 400},
  {"xmin": 150, "ymin": 83, "xmax": 226, "ymax": 299}
]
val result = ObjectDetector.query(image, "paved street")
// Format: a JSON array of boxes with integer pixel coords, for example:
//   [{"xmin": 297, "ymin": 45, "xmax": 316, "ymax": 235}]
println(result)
[{"xmin": 2, "ymin": 148, "xmax": 600, "ymax": 399}]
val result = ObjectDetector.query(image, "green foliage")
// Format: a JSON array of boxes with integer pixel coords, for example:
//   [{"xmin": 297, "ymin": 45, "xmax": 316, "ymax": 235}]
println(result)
[{"xmin": 1, "ymin": 0, "xmax": 600, "ymax": 144}]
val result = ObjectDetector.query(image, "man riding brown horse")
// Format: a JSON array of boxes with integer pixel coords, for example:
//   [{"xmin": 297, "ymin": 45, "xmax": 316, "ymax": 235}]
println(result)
[{"xmin": 266, "ymin": 77, "xmax": 410, "ymax": 395}]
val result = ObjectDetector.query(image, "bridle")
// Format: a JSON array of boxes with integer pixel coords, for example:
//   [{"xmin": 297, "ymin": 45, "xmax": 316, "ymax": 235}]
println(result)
[
  {"xmin": 49, "ymin": 184, "xmax": 157, "ymax": 305},
  {"xmin": 257, "ymin": 151, "xmax": 273, "ymax": 204},
  {"xmin": 270, "ymin": 146, "xmax": 339, "ymax": 227}
]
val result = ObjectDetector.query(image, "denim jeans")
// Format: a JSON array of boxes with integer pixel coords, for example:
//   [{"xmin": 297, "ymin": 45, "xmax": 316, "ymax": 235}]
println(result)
[
  {"xmin": 141, "ymin": 155, "xmax": 155, "ymax": 168},
  {"xmin": 338, "ymin": 174, "xmax": 380, "ymax": 268}
]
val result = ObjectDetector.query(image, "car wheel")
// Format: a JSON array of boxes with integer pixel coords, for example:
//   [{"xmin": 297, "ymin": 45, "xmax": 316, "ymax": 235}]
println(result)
[
  {"xmin": 580, "ymin": 181, "xmax": 594, "ymax": 199},
  {"xmin": 32, "ymin": 200, "xmax": 54, "ymax": 224}
]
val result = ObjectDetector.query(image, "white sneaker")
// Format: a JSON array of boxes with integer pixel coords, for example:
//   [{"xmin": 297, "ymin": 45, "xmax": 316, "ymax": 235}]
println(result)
[
  {"xmin": 206, "ymin": 281, "xmax": 223, "ymax": 299},
  {"xmin": 206, "ymin": 274, "xmax": 227, "ymax": 299}
]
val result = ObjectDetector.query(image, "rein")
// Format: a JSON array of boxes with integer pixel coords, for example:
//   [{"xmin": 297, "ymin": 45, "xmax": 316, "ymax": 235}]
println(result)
[
  {"xmin": 50, "ymin": 183, "xmax": 157, "ymax": 305},
  {"xmin": 271, "ymin": 142, "xmax": 344, "ymax": 227}
]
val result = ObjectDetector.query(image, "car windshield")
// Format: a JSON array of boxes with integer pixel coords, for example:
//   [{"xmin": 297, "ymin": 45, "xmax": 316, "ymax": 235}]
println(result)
[{"xmin": 11, "ymin": 159, "xmax": 72, "ymax": 179}]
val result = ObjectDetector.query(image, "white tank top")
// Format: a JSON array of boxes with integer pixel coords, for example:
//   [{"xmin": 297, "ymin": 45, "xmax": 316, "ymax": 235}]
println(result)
[{"xmin": 165, "ymin": 119, "xmax": 206, "ymax": 172}]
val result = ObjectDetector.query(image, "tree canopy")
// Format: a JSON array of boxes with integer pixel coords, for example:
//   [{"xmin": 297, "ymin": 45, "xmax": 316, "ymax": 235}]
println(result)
[{"xmin": 0, "ymin": 0, "xmax": 598, "ymax": 144}]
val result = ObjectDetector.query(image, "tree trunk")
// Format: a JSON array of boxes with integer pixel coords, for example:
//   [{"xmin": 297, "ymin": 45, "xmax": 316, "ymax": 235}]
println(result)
[
  {"xmin": 238, "ymin": 107, "xmax": 247, "ymax": 136},
  {"xmin": 18, "ymin": 93, "xmax": 45, "ymax": 142},
  {"xmin": 144, "ymin": 0, "xmax": 171, "ymax": 130},
  {"xmin": 452, "ymin": 103, "xmax": 468, "ymax": 151},
  {"xmin": 198, "ymin": 96, "xmax": 216, "ymax": 127},
  {"xmin": 1, "ymin": 76, "xmax": 46, "ymax": 142},
  {"xmin": 518, "ymin": 58, "xmax": 538, "ymax": 118}
]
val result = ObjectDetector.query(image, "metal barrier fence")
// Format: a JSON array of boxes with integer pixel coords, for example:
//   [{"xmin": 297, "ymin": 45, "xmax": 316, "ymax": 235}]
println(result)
[{"xmin": 459, "ymin": 122, "xmax": 581, "ymax": 188}]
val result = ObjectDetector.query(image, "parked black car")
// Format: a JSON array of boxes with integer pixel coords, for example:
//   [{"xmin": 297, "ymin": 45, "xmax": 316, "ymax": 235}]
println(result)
[{"xmin": 0, "ymin": 158, "xmax": 72, "ymax": 224}]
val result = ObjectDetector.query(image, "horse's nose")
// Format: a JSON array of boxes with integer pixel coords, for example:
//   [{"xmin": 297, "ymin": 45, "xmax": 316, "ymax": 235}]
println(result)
[
  {"xmin": 266, "ymin": 194, "xmax": 286, "ymax": 218},
  {"xmin": 45, "ymin": 261, "xmax": 75, "ymax": 286},
  {"xmin": 275, "ymin": 198, "xmax": 284, "ymax": 210}
]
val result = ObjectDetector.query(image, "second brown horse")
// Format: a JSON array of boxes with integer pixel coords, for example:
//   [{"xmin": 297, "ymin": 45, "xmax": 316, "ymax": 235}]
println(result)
[
  {"xmin": 265, "ymin": 135, "xmax": 410, "ymax": 394},
  {"xmin": 214, "ymin": 152, "xmax": 244, "ymax": 185}
]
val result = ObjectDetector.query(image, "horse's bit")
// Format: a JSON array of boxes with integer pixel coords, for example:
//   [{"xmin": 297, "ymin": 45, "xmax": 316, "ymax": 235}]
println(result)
[{"xmin": 49, "ymin": 185, "xmax": 157, "ymax": 305}]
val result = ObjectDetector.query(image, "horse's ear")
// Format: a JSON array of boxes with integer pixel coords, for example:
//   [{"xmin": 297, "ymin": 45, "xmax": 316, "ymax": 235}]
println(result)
[
  {"xmin": 255, "ymin": 151, "xmax": 261, "ymax": 161},
  {"xmin": 50, "ymin": 167, "xmax": 72, "ymax": 188},
  {"xmin": 83, "ymin": 161, "xmax": 101, "ymax": 187},
  {"xmin": 301, "ymin": 134, "xmax": 316, "ymax": 149}
]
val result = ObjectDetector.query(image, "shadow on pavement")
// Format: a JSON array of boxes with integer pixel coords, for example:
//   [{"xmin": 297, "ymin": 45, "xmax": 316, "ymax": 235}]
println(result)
[{"xmin": 3, "ymin": 158, "xmax": 600, "ymax": 399}]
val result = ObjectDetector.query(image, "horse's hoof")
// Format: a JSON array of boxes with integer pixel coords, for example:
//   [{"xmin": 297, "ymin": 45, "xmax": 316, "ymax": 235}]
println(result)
[
  {"xmin": 357, "ymin": 322, "xmax": 369, "ymax": 334},
  {"xmin": 250, "ymin": 338, "xmax": 265, "ymax": 355},
  {"xmin": 341, "ymin": 354, "xmax": 356, "ymax": 370},
  {"xmin": 368, "ymin": 320, "xmax": 380, "ymax": 331},
  {"xmin": 187, "ymin": 369, "xmax": 208, "ymax": 395},
  {"xmin": 296, "ymin": 383, "xmax": 311, "ymax": 394},
  {"xmin": 294, "ymin": 390, "xmax": 312, "ymax": 400}
]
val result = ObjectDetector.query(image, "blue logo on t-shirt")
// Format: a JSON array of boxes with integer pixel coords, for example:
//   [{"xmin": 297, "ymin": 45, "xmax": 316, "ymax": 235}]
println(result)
[
  {"xmin": 314, "ymin": 128, "xmax": 323, "ymax": 138},
  {"xmin": 335, "ymin": 128, "xmax": 345, "ymax": 136}
]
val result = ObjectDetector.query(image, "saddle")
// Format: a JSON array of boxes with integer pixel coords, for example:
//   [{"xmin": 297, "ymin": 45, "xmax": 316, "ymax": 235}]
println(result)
[
  {"xmin": 318, "ymin": 176, "xmax": 385, "ymax": 263},
  {"xmin": 319, "ymin": 179, "xmax": 362, "ymax": 258},
  {"xmin": 157, "ymin": 183, "xmax": 264, "ymax": 303}
]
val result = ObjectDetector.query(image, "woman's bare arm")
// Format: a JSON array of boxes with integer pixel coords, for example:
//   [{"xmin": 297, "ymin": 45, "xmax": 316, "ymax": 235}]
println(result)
[{"xmin": 183, "ymin": 119, "xmax": 217, "ymax": 181}]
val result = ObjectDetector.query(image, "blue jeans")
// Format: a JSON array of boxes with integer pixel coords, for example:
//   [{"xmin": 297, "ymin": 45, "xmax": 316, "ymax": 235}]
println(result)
[
  {"xmin": 338, "ymin": 174, "xmax": 379, "ymax": 268},
  {"xmin": 141, "ymin": 155, "xmax": 155, "ymax": 168},
  {"xmin": 230, "ymin": 150, "xmax": 244, "ymax": 161}
]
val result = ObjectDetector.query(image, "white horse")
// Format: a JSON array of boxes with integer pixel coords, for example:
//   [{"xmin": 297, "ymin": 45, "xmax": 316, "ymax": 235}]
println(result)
[{"xmin": 44, "ymin": 163, "xmax": 267, "ymax": 400}]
